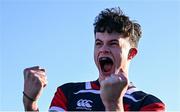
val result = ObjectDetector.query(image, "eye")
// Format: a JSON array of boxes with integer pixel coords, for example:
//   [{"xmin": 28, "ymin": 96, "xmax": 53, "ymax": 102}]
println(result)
[
  {"xmin": 110, "ymin": 42, "xmax": 119, "ymax": 46},
  {"xmin": 95, "ymin": 41, "xmax": 102, "ymax": 46}
]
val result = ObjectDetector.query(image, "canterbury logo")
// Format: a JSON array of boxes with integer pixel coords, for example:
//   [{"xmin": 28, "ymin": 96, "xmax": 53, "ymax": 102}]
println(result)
[{"xmin": 76, "ymin": 99, "xmax": 93, "ymax": 110}]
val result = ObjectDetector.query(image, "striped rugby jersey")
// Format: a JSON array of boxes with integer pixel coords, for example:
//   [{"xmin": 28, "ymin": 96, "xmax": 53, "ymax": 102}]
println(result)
[{"xmin": 49, "ymin": 79, "xmax": 165, "ymax": 111}]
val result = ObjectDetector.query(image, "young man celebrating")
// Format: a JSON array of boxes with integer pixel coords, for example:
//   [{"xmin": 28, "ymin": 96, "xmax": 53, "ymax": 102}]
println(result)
[{"xmin": 23, "ymin": 7, "xmax": 165, "ymax": 111}]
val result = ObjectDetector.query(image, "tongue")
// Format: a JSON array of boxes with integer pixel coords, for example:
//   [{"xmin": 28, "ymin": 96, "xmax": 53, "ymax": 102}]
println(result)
[{"xmin": 103, "ymin": 63, "xmax": 112, "ymax": 72}]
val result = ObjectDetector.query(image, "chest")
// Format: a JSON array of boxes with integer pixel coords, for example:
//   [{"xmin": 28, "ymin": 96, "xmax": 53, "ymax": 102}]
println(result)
[{"xmin": 67, "ymin": 91, "xmax": 105, "ymax": 111}]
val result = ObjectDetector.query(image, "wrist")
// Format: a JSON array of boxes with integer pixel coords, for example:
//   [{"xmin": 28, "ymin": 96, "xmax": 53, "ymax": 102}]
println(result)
[
  {"xmin": 104, "ymin": 99, "xmax": 124, "ymax": 111},
  {"xmin": 23, "ymin": 95, "xmax": 38, "ymax": 111}
]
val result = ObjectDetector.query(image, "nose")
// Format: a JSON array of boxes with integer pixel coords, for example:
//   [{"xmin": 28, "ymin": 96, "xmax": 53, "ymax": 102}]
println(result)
[{"xmin": 99, "ymin": 45, "xmax": 110, "ymax": 54}]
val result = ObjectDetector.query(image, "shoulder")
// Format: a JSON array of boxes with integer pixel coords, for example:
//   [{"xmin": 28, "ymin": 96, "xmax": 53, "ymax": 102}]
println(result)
[
  {"xmin": 57, "ymin": 81, "xmax": 86, "ymax": 93},
  {"xmin": 139, "ymin": 93, "xmax": 165, "ymax": 111},
  {"xmin": 57, "ymin": 80, "xmax": 96, "ymax": 94},
  {"xmin": 59, "ymin": 82, "xmax": 85, "ymax": 89},
  {"xmin": 124, "ymin": 84, "xmax": 165, "ymax": 111}
]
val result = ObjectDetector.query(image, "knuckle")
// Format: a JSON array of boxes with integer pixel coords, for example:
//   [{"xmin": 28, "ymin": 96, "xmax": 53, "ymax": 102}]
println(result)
[
  {"xmin": 39, "ymin": 68, "xmax": 45, "ymax": 72},
  {"xmin": 39, "ymin": 72, "xmax": 46, "ymax": 76}
]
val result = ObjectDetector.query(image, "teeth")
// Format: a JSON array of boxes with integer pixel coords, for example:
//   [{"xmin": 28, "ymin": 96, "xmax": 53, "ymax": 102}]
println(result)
[
  {"xmin": 101, "ymin": 57, "xmax": 108, "ymax": 60},
  {"xmin": 99, "ymin": 57, "xmax": 113, "ymax": 63},
  {"xmin": 99, "ymin": 57, "xmax": 111, "ymax": 61}
]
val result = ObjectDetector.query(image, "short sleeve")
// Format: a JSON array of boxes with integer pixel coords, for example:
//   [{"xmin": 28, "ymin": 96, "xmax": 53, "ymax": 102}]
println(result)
[
  {"xmin": 140, "ymin": 94, "xmax": 165, "ymax": 111},
  {"xmin": 49, "ymin": 87, "xmax": 68, "ymax": 111}
]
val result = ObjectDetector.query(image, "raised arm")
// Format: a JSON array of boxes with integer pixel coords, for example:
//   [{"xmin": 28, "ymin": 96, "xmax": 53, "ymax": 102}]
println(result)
[{"xmin": 23, "ymin": 66, "xmax": 48, "ymax": 111}]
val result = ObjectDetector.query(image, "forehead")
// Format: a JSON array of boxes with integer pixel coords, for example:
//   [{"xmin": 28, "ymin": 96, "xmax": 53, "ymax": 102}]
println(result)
[{"xmin": 95, "ymin": 32, "xmax": 126, "ymax": 41}]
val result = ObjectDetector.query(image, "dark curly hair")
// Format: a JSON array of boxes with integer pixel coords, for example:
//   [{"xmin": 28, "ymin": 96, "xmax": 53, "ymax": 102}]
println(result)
[{"xmin": 93, "ymin": 7, "xmax": 142, "ymax": 48}]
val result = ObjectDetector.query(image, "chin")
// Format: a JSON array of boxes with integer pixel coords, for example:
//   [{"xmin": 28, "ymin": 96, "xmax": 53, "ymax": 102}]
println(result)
[
  {"xmin": 102, "ymin": 72, "xmax": 111, "ymax": 77},
  {"xmin": 99, "ymin": 72, "xmax": 111, "ymax": 81}
]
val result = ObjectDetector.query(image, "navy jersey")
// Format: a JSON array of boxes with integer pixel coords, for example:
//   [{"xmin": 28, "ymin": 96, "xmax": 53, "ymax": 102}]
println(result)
[{"xmin": 49, "ymin": 79, "xmax": 165, "ymax": 111}]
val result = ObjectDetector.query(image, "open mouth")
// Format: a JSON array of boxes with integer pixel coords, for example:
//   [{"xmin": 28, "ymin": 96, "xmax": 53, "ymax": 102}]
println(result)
[{"xmin": 99, "ymin": 57, "xmax": 113, "ymax": 73}]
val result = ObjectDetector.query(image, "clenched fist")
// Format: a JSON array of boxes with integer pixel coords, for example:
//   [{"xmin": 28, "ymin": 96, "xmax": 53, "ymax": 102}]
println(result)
[
  {"xmin": 100, "ymin": 73, "xmax": 128, "ymax": 111},
  {"xmin": 23, "ymin": 66, "xmax": 48, "ymax": 111}
]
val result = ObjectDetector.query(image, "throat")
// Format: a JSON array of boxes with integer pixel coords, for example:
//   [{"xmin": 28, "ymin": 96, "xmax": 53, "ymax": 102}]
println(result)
[{"xmin": 102, "ymin": 63, "xmax": 112, "ymax": 72}]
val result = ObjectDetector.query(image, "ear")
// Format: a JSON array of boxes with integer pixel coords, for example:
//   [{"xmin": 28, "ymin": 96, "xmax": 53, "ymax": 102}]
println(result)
[{"xmin": 128, "ymin": 48, "xmax": 137, "ymax": 60}]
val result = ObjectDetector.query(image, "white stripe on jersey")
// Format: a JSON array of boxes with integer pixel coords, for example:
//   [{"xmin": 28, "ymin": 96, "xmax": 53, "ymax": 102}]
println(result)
[
  {"xmin": 85, "ymin": 82, "xmax": 92, "ymax": 89},
  {"xmin": 124, "ymin": 93, "xmax": 148, "ymax": 102},
  {"xmin": 74, "ymin": 89, "xmax": 143, "ymax": 102},
  {"xmin": 126, "ymin": 87, "xmax": 139, "ymax": 94},
  {"xmin": 124, "ymin": 94, "xmax": 142, "ymax": 102},
  {"xmin": 49, "ymin": 106, "xmax": 65, "ymax": 111},
  {"xmin": 74, "ymin": 90, "xmax": 100, "ymax": 94}
]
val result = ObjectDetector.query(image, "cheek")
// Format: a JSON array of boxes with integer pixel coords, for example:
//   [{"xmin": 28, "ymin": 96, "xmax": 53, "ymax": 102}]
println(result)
[
  {"xmin": 113, "ymin": 48, "xmax": 122, "ymax": 58},
  {"xmin": 113, "ymin": 50, "xmax": 123, "ymax": 65},
  {"xmin": 115, "ymin": 54, "xmax": 122, "ymax": 64}
]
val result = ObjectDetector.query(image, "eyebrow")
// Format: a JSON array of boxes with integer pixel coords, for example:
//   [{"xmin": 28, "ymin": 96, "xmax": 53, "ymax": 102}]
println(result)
[
  {"xmin": 95, "ymin": 39, "xmax": 119, "ymax": 42},
  {"xmin": 95, "ymin": 39, "xmax": 103, "ymax": 42}
]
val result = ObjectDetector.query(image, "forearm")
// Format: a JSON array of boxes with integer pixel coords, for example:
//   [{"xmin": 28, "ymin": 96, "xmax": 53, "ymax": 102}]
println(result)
[{"xmin": 23, "ymin": 96, "xmax": 39, "ymax": 111}]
